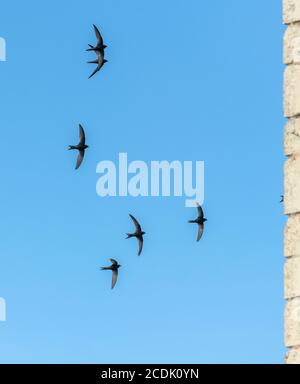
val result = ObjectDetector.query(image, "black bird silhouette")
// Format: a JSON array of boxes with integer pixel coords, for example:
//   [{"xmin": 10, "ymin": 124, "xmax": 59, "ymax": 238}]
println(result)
[
  {"xmin": 101, "ymin": 259, "xmax": 121, "ymax": 290},
  {"xmin": 87, "ymin": 24, "xmax": 108, "ymax": 79},
  {"xmin": 188, "ymin": 203, "xmax": 207, "ymax": 242},
  {"xmin": 88, "ymin": 54, "xmax": 108, "ymax": 79},
  {"xmin": 68, "ymin": 124, "xmax": 89, "ymax": 170},
  {"xmin": 280, "ymin": 195, "xmax": 284, "ymax": 203},
  {"xmin": 126, "ymin": 214, "xmax": 145, "ymax": 256},
  {"xmin": 86, "ymin": 24, "xmax": 107, "ymax": 55}
]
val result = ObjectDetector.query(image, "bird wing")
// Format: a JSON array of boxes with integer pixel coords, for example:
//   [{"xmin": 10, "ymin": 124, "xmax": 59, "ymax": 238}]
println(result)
[
  {"xmin": 93, "ymin": 24, "xmax": 104, "ymax": 46},
  {"xmin": 88, "ymin": 65, "xmax": 100, "ymax": 79},
  {"xmin": 197, "ymin": 223, "xmax": 204, "ymax": 242},
  {"xmin": 111, "ymin": 269, "xmax": 118, "ymax": 289},
  {"xmin": 110, "ymin": 259, "xmax": 118, "ymax": 266},
  {"xmin": 79, "ymin": 124, "xmax": 86, "ymax": 146},
  {"xmin": 129, "ymin": 214, "xmax": 142, "ymax": 232},
  {"xmin": 196, "ymin": 203, "xmax": 204, "ymax": 220},
  {"xmin": 75, "ymin": 150, "xmax": 85, "ymax": 170},
  {"xmin": 138, "ymin": 236, "xmax": 144, "ymax": 256},
  {"xmin": 86, "ymin": 44, "xmax": 95, "ymax": 51}
]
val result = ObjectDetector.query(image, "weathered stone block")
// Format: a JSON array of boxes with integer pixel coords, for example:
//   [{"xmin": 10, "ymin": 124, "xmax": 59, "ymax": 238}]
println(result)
[
  {"xmin": 285, "ymin": 118, "xmax": 300, "ymax": 155},
  {"xmin": 284, "ymin": 0, "xmax": 300, "ymax": 24},
  {"xmin": 285, "ymin": 297, "xmax": 300, "ymax": 347},
  {"xmin": 285, "ymin": 215, "xmax": 300, "ymax": 257},
  {"xmin": 284, "ymin": 23, "xmax": 300, "ymax": 64},
  {"xmin": 285, "ymin": 257, "xmax": 300, "ymax": 298},
  {"xmin": 284, "ymin": 155, "xmax": 300, "ymax": 214},
  {"xmin": 284, "ymin": 65, "xmax": 300, "ymax": 117},
  {"xmin": 286, "ymin": 346, "xmax": 300, "ymax": 364}
]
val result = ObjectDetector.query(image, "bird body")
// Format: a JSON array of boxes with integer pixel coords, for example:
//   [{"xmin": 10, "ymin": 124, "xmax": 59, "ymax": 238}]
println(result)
[
  {"xmin": 68, "ymin": 124, "xmax": 88, "ymax": 170},
  {"xmin": 189, "ymin": 203, "xmax": 207, "ymax": 242},
  {"xmin": 101, "ymin": 259, "xmax": 121, "ymax": 290},
  {"xmin": 126, "ymin": 214, "xmax": 145, "ymax": 256}
]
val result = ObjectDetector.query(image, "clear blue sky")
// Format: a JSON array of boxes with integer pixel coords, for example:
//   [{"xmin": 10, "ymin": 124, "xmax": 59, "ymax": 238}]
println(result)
[{"xmin": 0, "ymin": 0, "xmax": 285, "ymax": 363}]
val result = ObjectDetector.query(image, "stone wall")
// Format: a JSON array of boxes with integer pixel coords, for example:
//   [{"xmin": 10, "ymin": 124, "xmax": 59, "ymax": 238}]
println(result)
[{"xmin": 284, "ymin": 0, "xmax": 300, "ymax": 365}]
